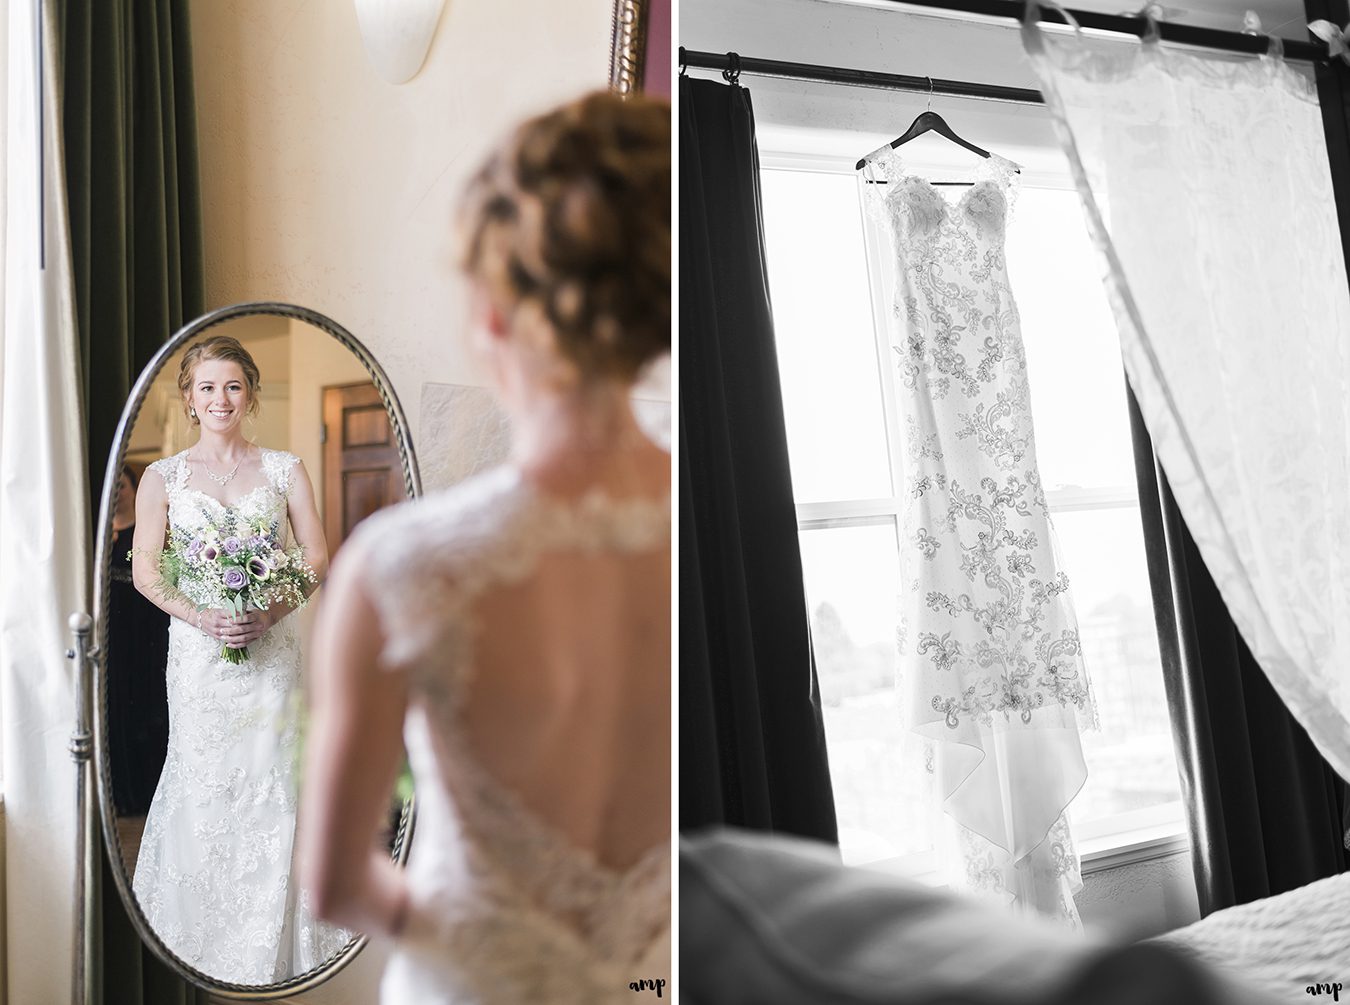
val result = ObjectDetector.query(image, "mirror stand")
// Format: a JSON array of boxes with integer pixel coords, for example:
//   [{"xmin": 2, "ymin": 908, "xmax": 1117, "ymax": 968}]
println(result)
[{"xmin": 67, "ymin": 612, "xmax": 96, "ymax": 1005}]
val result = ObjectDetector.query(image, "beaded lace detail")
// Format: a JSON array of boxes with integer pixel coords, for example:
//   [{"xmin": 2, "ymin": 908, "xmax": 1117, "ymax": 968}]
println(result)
[{"xmin": 348, "ymin": 466, "xmax": 672, "ymax": 1003}]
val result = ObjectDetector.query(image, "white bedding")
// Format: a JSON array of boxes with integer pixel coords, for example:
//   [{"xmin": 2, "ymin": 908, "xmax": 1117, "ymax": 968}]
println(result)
[{"xmin": 1153, "ymin": 872, "xmax": 1350, "ymax": 999}]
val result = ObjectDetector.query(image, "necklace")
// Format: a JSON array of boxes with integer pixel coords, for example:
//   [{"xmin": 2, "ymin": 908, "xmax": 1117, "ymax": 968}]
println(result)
[{"xmin": 194, "ymin": 450, "xmax": 243, "ymax": 486}]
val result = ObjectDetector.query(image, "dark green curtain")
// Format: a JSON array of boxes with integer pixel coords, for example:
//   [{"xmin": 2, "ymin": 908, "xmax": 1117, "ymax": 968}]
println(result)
[
  {"xmin": 58, "ymin": 0, "xmax": 205, "ymax": 505},
  {"xmin": 55, "ymin": 2, "xmax": 206, "ymax": 1002}
]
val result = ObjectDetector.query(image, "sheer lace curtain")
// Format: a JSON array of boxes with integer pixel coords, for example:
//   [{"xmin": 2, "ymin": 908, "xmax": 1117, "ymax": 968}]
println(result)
[
  {"xmin": 0, "ymin": 2, "xmax": 85, "ymax": 1001},
  {"xmin": 1023, "ymin": 9, "xmax": 1350, "ymax": 782}
]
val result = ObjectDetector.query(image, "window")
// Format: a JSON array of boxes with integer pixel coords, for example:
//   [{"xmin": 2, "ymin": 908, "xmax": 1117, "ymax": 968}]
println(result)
[{"xmin": 761, "ymin": 160, "xmax": 1183, "ymax": 871}]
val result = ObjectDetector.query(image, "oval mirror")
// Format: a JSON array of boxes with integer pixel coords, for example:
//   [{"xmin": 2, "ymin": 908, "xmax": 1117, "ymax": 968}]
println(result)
[{"xmin": 91, "ymin": 301, "xmax": 419, "ymax": 997}]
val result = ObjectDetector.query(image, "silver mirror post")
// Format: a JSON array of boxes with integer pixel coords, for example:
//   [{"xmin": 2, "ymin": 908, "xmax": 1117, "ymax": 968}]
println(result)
[{"xmin": 67, "ymin": 612, "xmax": 95, "ymax": 1005}]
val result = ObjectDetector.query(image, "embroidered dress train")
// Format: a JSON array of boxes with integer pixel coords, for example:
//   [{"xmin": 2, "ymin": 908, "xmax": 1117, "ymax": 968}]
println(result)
[
  {"xmin": 133, "ymin": 447, "xmax": 348, "ymax": 982},
  {"xmin": 860, "ymin": 149, "xmax": 1096, "ymax": 924}
]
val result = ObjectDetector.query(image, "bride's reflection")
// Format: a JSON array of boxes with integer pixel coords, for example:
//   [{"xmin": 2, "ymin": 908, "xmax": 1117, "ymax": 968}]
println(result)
[{"xmin": 125, "ymin": 334, "xmax": 348, "ymax": 981}]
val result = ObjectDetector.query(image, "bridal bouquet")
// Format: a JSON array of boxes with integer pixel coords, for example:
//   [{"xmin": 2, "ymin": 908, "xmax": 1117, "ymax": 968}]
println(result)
[{"xmin": 155, "ymin": 517, "xmax": 318, "ymax": 664}]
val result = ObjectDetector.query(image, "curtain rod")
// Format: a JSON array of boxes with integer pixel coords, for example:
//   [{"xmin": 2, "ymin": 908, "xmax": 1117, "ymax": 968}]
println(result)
[
  {"xmin": 684, "ymin": 0, "xmax": 1327, "ymax": 67},
  {"xmin": 887, "ymin": 0, "xmax": 1324, "ymax": 62},
  {"xmin": 680, "ymin": 49, "xmax": 1045, "ymax": 104}
]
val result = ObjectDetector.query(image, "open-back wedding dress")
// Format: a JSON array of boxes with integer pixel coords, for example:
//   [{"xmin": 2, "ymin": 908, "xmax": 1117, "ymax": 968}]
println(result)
[{"xmin": 346, "ymin": 464, "xmax": 672, "ymax": 1004}]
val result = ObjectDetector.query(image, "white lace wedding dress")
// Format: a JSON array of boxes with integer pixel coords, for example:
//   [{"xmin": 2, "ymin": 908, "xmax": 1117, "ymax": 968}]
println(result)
[
  {"xmin": 344, "ymin": 465, "xmax": 671, "ymax": 1005},
  {"xmin": 133, "ymin": 447, "xmax": 349, "ymax": 983},
  {"xmin": 860, "ymin": 149, "xmax": 1096, "ymax": 923}
]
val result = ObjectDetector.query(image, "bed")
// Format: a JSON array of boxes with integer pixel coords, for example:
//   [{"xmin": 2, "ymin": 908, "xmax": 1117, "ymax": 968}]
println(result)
[
  {"xmin": 1153, "ymin": 871, "xmax": 1350, "ymax": 1000},
  {"xmin": 681, "ymin": 827, "xmax": 1284, "ymax": 1004}
]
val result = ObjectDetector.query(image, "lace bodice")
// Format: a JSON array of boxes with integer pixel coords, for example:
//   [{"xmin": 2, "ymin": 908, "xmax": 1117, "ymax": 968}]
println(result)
[
  {"xmin": 149, "ymin": 447, "xmax": 299, "ymax": 607},
  {"xmin": 151, "ymin": 448, "xmax": 298, "ymax": 541},
  {"xmin": 861, "ymin": 147, "xmax": 1019, "ymax": 245},
  {"xmin": 345, "ymin": 466, "xmax": 672, "ymax": 1002}
]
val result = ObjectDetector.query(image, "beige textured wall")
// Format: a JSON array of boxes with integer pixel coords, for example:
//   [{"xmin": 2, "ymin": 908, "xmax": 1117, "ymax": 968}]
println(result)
[
  {"xmin": 186, "ymin": 2, "xmax": 616, "ymax": 1001},
  {"xmin": 190, "ymin": 0, "xmax": 613, "ymax": 445}
]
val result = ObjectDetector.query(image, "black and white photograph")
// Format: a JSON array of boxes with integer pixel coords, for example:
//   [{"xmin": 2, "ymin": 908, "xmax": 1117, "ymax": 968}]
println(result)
[{"xmin": 679, "ymin": 2, "xmax": 1350, "ymax": 1003}]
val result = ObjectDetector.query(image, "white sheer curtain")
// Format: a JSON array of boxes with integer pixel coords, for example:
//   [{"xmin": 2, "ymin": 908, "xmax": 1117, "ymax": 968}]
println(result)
[
  {"xmin": 1023, "ymin": 9, "xmax": 1350, "ymax": 782},
  {"xmin": 0, "ymin": 2, "xmax": 85, "ymax": 1001}
]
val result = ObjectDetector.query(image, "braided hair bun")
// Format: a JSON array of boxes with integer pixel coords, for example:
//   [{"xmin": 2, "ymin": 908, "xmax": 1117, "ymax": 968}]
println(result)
[{"xmin": 457, "ymin": 91, "xmax": 670, "ymax": 383}]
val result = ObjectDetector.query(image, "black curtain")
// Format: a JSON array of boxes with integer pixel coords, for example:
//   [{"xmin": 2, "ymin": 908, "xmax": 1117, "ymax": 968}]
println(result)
[
  {"xmin": 679, "ymin": 74, "xmax": 838, "ymax": 843},
  {"xmin": 1310, "ymin": 0, "xmax": 1350, "ymax": 274},
  {"xmin": 56, "ymin": 2, "xmax": 207, "ymax": 1002},
  {"xmin": 1308, "ymin": 0, "xmax": 1350, "ymax": 860},
  {"xmin": 1129, "ymin": 386, "xmax": 1350, "ymax": 917}
]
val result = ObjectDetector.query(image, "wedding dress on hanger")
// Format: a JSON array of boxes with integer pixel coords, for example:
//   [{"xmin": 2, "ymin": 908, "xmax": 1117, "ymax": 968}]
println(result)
[{"xmin": 861, "ymin": 147, "xmax": 1096, "ymax": 924}]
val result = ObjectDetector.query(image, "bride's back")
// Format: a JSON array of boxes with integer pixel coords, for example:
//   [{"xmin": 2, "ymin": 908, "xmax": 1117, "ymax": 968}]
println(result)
[
  {"xmin": 348, "ymin": 458, "xmax": 671, "ymax": 989},
  {"xmin": 366, "ymin": 457, "xmax": 672, "ymax": 870},
  {"xmin": 309, "ymin": 91, "xmax": 672, "ymax": 1003},
  {"xmin": 465, "ymin": 526, "xmax": 671, "ymax": 869}
]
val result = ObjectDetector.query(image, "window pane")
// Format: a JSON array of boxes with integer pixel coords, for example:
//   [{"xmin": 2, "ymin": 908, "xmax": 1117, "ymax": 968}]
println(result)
[
  {"xmin": 762, "ymin": 169, "xmax": 893, "ymax": 503},
  {"xmin": 1008, "ymin": 188, "xmax": 1136, "ymax": 493},
  {"xmin": 799, "ymin": 523, "xmax": 935, "ymax": 863},
  {"xmin": 1049, "ymin": 506, "xmax": 1182, "ymax": 822}
]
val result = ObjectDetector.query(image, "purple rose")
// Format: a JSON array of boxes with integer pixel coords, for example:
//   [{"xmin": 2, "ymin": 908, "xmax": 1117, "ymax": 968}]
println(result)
[
  {"xmin": 222, "ymin": 566, "xmax": 247, "ymax": 591},
  {"xmin": 222, "ymin": 536, "xmax": 242, "ymax": 556},
  {"xmin": 201, "ymin": 543, "xmax": 219, "ymax": 562},
  {"xmin": 186, "ymin": 538, "xmax": 204, "ymax": 559},
  {"xmin": 246, "ymin": 556, "xmax": 270, "ymax": 581}
]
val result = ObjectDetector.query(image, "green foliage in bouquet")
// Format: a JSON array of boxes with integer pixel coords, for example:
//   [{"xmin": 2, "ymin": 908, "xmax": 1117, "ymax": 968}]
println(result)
[{"xmin": 145, "ymin": 515, "xmax": 318, "ymax": 664}]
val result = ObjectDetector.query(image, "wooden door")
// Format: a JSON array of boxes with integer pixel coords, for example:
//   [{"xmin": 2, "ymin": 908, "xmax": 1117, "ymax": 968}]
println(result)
[{"xmin": 322, "ymin": 383, "xmax": 407, "ymax": 554}]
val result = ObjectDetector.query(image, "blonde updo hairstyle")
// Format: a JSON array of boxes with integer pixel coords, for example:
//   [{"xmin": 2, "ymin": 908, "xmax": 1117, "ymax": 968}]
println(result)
[
  {"xmin": 456, "ymin": 91, "xmax": 670, "ymax": 385},
  {"xmin": 177, "ymin": 335, "xmax": 262, "ymax": 426}
]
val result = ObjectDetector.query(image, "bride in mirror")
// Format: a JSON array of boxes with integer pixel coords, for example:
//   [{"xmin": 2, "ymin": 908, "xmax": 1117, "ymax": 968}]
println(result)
[
  {"xmin": 299, "ymin": 91, "xmax": 671, "ymax": 1002},
  {"xmin": 129, "ymin": 335, "xmax": 346, "ymax": 982}
]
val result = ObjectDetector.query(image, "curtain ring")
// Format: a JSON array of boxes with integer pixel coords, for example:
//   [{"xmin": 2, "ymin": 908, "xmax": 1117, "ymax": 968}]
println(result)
[
  {"xmin": 1243, "ymin": 14, "xmax": 1286, "ymax": 62},
  {"xmin": 678, "ymin": 45, "xmax": 687, "ymax": 76},
  {"xmin": 1021, "ymin": 0, "xmax": 1082, "ymax": 34},
  {"xmin": 1138, "ymin": 3, "xmax": 1163, "ymax": 45},
  {"xmin": 722, "ymin": 51, "xmax": 742, "ymax": 86},
  {"xmin": 926, "ymin": 75, "xmax": 933, "ymax": 111}
]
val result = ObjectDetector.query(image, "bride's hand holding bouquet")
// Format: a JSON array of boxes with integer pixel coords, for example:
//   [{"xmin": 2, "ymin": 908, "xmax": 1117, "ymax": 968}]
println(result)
[{"xmin": 145, "ymin": 517, "xmax": 318, "ymax": 664}]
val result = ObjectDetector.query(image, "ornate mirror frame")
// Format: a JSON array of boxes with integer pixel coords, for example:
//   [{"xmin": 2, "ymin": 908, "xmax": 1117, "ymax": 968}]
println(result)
[
  {"xmin": 78, "ymin": 301, "xmax": 421, "ymax": 1000},
  {"xmin": 609, "ymin": 0, "xmax": 651, "ymax": 94}
]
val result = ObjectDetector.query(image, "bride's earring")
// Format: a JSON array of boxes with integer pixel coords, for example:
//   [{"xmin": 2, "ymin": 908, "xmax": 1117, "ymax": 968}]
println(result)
[{"xmin": 189, "ymin": 407, "xmax": 197, "ymax": 420}]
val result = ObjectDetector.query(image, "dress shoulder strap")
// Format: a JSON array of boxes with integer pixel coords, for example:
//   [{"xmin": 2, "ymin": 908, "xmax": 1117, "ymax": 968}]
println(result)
[
  {"xmin": 146, "ymin": 450, "xmax": 189, "ymax": 497},
  {"xmin": 260, "ymin": 448, "xmax": 301, "ymax": 497}
]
